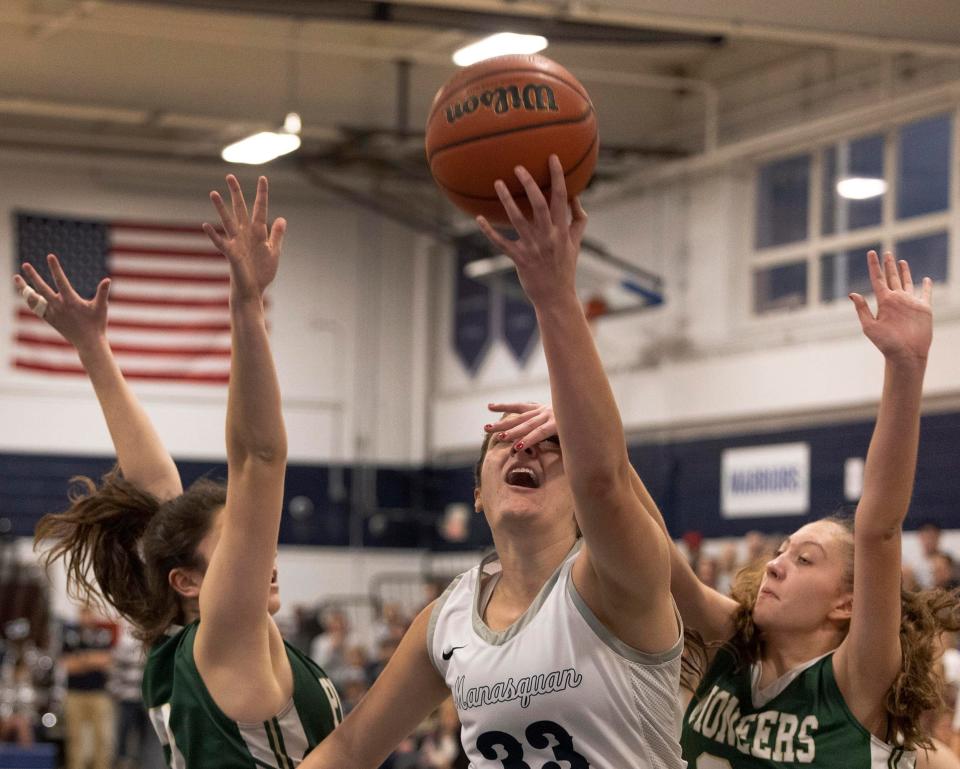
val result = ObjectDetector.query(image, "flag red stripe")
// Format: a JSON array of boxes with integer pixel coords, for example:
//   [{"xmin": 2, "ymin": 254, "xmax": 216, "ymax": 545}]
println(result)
[
  {"xmin": 16, "ymin": 310, "xmax": 231, "ymax": 332},
  {"xmin": 15, "ymin": 359, "xmax": 228, "ymax": 384},
  {"xmin": 109, "ymin": 246, "xmax": 223, "ymax": 260},
  {"xmin": 16, "ymin": 334, "xmax": 230, "ymax": 357},
  {"xmin": 108, "ymin": 294, "xmax": 229, "ymax": 308},
  {"xmin": 109, "ymin": 269, "xmax": 229, "ymax": 284},
  {"xmin": 109, "ymin": 222, "xmax": 216, "ymax": 235}
]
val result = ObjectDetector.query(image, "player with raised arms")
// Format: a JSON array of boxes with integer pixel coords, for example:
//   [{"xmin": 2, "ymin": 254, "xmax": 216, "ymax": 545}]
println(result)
[
  {"xmin": 300, "ymin": 156, "xmax": 685, "ymax": 768},
  {"xmin": 27, "ymin": 176, "xmax": 342, "ymax": 768},
  {"xmin": 492, "ymin": 249, "xmax": 960, "ymax": 769}
]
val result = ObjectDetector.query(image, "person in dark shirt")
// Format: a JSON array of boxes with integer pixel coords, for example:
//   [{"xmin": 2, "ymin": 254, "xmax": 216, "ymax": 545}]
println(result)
[{"xmin": 61, "ymin": 602, "xmax": 116, "ymax": 769}]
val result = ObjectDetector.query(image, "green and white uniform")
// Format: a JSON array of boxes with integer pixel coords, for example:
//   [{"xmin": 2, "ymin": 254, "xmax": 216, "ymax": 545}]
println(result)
[
  {"xmin": 143, "ymin": 621, "xmax": 342, "ymax": 769},
  {"xmin": 681, "ymin": 647, "xmax": 914, "ymax": 769}
]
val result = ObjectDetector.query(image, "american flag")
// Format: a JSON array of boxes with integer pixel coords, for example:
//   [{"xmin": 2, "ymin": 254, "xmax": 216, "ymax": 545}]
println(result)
[{"xmin": 12, "ymin": 212, "xmax": 233, "ymax": 385}]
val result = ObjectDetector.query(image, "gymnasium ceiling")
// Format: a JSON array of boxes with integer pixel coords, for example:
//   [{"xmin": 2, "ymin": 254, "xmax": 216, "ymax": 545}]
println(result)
[{"xmin": 2, "ymin": 0, "xmax": 960, "ymax": 223}]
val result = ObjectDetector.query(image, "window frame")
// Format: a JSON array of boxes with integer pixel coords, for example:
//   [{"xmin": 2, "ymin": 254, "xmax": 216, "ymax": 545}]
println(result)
[{"xmin": 744, "ymin": 105, "xmax": 959, "ymax": 328}]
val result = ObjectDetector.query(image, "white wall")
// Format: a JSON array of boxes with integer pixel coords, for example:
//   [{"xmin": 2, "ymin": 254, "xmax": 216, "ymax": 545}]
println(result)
[{"xmin": 0, "ymin": 150, "xmax": 428, "ymax": 464}]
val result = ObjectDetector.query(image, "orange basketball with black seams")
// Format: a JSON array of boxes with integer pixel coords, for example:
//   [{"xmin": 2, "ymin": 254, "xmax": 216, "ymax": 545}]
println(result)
[{"xmin": 425, "ymin": 54, "xmax": 599, "ymax": 224}]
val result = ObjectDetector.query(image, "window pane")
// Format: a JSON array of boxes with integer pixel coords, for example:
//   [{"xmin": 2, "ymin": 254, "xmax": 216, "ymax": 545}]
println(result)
[
  {"xmin": 822, "ymin": 134, "xmax": 884, "ymax": 235},
  {"xmin": 754, "ymin": 261, "xmax": 808, "ymax": 313},
  {"xmin": 897, "ymin": 114, "xmax": 951, "ymax": 219},
  {"xmin": 755, "ymin": 154, "xmax": 810, "ymax": 249},
  {"xmin": 820, "ymin": 243, "xmax": 882, "ymax": 302},
  {"xmin": 895, "ymin": 231, "xmax": 949, "ymax": 282}
]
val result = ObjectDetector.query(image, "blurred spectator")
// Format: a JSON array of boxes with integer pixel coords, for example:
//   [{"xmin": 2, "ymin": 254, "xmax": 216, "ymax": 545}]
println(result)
[
  {"xmin": 310, "ymin": 609, "xmax": 353, "ymax": 683},
  {"xmin": 745, "ymin": 530, "xmax": 775, "ymax": 564},
  {"xmin": 681, "ymin": 531, "xmax": 703, "ymax": 572},
  {"xmin": 331, "ymin": 644, "xmax": 371, "ymax": 697},
  {"xmin": 908, "ymin": 521, "xmax": 945, "ymax": 589},
  {"xmin": 419, "ymin": 698, "xmax": 467, "ymax": 769},
  {"xmin": 716, "ymin": 542, "xmax": 739, "ymax": 595},
  {"xmin": 339, "ymin": 678, "xmax": 370, "ymax": 715},
  {"xmin": 61, "ymin": 603, "xmax": 116, "ymax": 769},
  {"xmin": 290, "ymin": 604, "xmax": 323, "ymax": 655},
  {"xmin": 695, "ymin": 556, "xmax": 719, "ymax": 590},
  {"xmin": 109, "ymin": 622, "xmax": 164, "ymax": 769},
  {"xmin": 932, "ymin": 553, "xmax": 960, "ymax": 592},
  {"xmin": 903, "ymin": 563, "xmax": 922, "ymax": 592},
  {"xmin": 422, "ymin": 579, "xmax": 446, "ymax": 609},
  {"xmin": 0, "ymin": 711, "xmax": 32, "ymax": 746},
  {"xmin": 372, "ymin": 603, "xmax": 408, "ymax": 652},
  {"xmin": 367, "ymin": 636, "xmax": 400, "ymax": 683}
]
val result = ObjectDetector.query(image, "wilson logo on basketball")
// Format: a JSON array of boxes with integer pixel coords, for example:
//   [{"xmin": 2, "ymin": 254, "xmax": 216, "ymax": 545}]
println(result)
[{"xmin": 445, "ymin": 84, "xmax": 559, "ymax": 124}]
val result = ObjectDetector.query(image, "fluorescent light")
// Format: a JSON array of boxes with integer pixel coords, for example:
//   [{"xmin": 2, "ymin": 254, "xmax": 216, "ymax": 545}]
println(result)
[
  {"xmin": 836, "ymin": 177, "xmax": 887, "ymax": 200},
  {"xmin": 453, "ymin": 32, "xmax": 548, "ymax": 67},
  {"xmin": 283, "ymin": 111, "xmax": 302, "ymax": 134},
  {"xmin": 222, "ymin": 131, "xmax": 301, "ymax": 165}
]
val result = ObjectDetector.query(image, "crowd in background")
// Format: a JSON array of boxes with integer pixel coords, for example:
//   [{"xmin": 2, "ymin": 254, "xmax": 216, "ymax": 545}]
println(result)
[{"xmin": 1, "ymin": 527, "xmax": 958, "ymax": 769}]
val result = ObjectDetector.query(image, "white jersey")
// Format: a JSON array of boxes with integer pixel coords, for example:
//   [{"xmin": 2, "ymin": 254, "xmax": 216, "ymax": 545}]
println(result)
[{"xmin": 427, "ymin": 541, "xmax": 687, "ymax": 769}]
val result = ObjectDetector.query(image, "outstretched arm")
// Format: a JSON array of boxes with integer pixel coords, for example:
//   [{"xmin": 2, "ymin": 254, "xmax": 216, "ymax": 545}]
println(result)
[
  {"xmin": 13, "ymin": 257, "xmax": 180, "ymax": 500},
  {"xmin": 194, "ymin": 176, "xmax": 288, "ymax": 692},
  {"xmin": 477, "ymin": 157, "xmax": 675, "ymax": 654},
  {"xmin": 834, "ymin": 250, "xmax": 932, "ymax": 730},
  {"xmin": 488, "ymin": 402, "xmax": 736, "ymax": 643}
]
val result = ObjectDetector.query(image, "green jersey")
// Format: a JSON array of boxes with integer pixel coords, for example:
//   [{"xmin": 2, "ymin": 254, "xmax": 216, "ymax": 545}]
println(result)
[
  {"xmin": 143, "ymin": 622, "xmax": 342, "ymax": 768},
  {"xmin": 680, "ymin": 647, "xmax": 914, "ymax": 769}
]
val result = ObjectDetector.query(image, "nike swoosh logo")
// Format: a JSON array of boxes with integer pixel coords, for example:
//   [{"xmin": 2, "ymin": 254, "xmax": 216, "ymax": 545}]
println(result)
[{"xmin": 442, "ymin": 644, "xmax": 466, "ymax": 660}]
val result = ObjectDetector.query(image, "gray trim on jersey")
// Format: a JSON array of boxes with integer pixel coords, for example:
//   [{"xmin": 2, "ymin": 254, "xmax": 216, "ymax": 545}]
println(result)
[
  {"xmin": 426, "ymin": 573, "xmax": 463, "ymax": 674},
  {"xmin": 471, "ymin": 540, "xmax": 583, "ymax": 646},
  {"xmin": 567, "ymin": 569, "xmax": 684, "ymax": 666}
]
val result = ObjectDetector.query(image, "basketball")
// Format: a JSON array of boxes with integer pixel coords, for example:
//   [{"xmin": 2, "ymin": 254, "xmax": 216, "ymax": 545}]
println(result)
[{"xmin": 425, "ymin": 54, "xmax": 598, "ymax": 224}]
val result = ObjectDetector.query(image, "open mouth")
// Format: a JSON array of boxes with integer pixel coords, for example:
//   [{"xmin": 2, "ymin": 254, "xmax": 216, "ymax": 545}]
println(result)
[{"xmin": 505, "ymin": 467, "xmax": 540, "ymax": 489}]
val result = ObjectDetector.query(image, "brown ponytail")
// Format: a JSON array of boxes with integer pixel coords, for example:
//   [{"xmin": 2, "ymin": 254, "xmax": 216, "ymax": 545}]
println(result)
[{"xmin": 35, "ymin": 467, "xmax": 226, "ymax": 646}]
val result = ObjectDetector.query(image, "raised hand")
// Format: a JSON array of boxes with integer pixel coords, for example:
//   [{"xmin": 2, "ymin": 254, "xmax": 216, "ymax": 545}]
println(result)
[
  {"xmin": 849, "ymin": 250, "xmax": 932, "ymax": 364},
  {"xmin": 13, "ymin": 253, "xmax": 110, "ymax": 352},
  {"xmin": 476, "ymin": 154, "xmax": 588, "ymax": 308},
  {"xmin": 203, "ymin": 175, "xmax": 286, "ymax": 301},
  {"xmin": 485, "ymin": 402, "xmax": 557, "ymax": 451}
]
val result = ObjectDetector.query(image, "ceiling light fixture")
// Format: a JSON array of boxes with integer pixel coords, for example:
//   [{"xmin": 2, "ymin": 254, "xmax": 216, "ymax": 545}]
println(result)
[
  {"xmin": 836, "ymin": 177, "xmax": 887, "ymax": 200},
  {"xmin": 222, "ymin": 111, "xmax": 302, "ymax": 165},
  {"xmin": 453, "ymin": 32, "xmax": 548, "ymax": 67}
]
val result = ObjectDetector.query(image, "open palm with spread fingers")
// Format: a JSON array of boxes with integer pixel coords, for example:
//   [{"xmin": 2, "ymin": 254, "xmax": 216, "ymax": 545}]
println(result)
[
  {"xmin": 13, "ymin": 253, "xmax": 110, "ymax": 352},
  {"xmin": 203, "ymin": 174, "xmax": 286, "ymax": 300},
  {"xmin": 849, "ymin": 250, "xmax": 932, "ymax": 363},
  {"xmin": 476, "ymin": 154, "xmax": 587, "ymax": 308}
]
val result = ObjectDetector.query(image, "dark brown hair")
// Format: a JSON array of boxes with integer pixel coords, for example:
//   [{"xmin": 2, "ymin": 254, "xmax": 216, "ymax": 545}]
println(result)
[
  {"xmin": 34, "ymin": 467, "xmax": 225, "ymax": 646},
  {"xmin": 474, "ymin": 428, "xmax": 496, "ymax": 488},
  {"xmin": 683, "ymin": 515, "xmax": 960, "ymax": 750}
]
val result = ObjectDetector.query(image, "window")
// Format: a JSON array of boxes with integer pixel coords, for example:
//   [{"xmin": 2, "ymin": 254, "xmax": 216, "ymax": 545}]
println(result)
[
  {"xmin": 897, "ymin": 114, "xmax": 951, "ymax": 220},
  {"xmin": 754, "ymin": 261, "xmax": 808, "ymax": 313},
  {"xmin": 752, "ymin": 110, "xmax": 954, "ymax": 315},
  {"xmin": 820, "ymin": 242, "xmax": 882, "ymax": 302},
  {"xmin": 895, "ymin": 231, "xmax": 949, "ymax": 283},
  {"xmin": 822, "ymin": 134, "xmax": 884, "ymax": 235},
  {"xmin": 755, "ymin": 154, "xmax": 810, "ymax": 249}
]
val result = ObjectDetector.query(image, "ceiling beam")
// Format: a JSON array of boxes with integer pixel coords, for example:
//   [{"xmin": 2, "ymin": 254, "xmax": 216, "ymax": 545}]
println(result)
[{"xmin": 120, "ymin": 0, "xmax": 724, "ymax": 46}]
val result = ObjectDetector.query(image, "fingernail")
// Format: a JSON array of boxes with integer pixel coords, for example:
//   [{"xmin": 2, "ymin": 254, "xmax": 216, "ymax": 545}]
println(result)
[
  {"xmin": 497, "ymin": 432, "xmax": 507, "ymax": 440},
  {"xmin": 484, "ymin": 424, "xmax": 493, "ymax": 431},
  {"xmin": 514, "ymin": 441, "xmax": 524, "ymax": 450}
]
